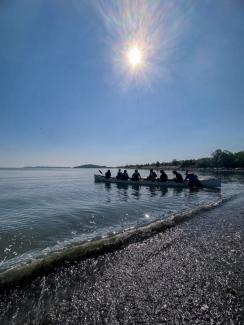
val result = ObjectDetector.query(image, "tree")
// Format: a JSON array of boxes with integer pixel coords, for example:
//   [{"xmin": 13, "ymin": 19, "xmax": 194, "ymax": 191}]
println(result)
[
  {"xmin": 195, "ymin": 158, "xmax": 213, "ymax": 168},
  {"xmin": 180, "ymin": 159, "xmax": 195, "ymax": 168},
  {"xmin": 211, "ymin": 149, "xmax": 222, "ymax": 167},
  {"xmin": 211, "ymin": 149, "xmax": 235, "ymax": 168},
  {"xmin": 172, "ymin": 159, "xmax": 180, "ymax": 166},
  {"xmin": 234, "ymin": 151, "xmax": 244, "ymax": 168}
]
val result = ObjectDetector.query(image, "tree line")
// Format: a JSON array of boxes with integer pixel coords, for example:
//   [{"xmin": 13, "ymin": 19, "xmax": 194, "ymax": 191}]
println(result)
[{"xmin": 123, "ymin": 150, "xmax": 244, "ymax": 169}]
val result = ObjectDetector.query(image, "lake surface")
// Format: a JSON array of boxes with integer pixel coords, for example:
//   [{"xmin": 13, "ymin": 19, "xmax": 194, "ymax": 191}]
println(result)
[{"xmin": 0, "ymin": 168, "xmax": 243, "ymax": 273}]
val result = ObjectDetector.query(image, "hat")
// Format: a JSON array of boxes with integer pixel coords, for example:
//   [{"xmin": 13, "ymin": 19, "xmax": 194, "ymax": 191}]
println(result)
[{"xmin": 185, "ymin": 170, "xmax": 192, "ymax": 175}]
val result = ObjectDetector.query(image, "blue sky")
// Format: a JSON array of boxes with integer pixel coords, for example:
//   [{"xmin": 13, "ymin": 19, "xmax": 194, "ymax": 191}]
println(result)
[{"xmin": 0, "ymin": 0, "xmax": 244, "ymax": 167}]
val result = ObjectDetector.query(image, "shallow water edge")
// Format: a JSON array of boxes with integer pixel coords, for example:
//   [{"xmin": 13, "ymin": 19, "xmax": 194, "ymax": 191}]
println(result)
[{"xmin": 0, "ymin": 195, "xmax": 228, "ymax": 290}]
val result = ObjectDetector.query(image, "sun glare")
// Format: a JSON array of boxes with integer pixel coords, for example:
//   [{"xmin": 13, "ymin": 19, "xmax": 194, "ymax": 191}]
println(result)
[
  {"xmin": 127, "ymin": 46, "xmax": 143, "ymax": 68},
  {"xmin": 94, "ymin": 0, "xmax": 188, "ymax": 87}
]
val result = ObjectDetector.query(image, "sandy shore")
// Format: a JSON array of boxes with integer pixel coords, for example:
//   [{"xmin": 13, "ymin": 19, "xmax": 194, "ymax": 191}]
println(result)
[{"xmin": 1, "ymin": 196, "xmax": 244, "ymax": 324}]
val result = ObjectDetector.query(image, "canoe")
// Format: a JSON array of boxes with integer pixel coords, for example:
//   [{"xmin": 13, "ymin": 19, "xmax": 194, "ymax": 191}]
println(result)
[{"xmin": 94, "ymin": 174, "xmax": 221, "ymax": 188}]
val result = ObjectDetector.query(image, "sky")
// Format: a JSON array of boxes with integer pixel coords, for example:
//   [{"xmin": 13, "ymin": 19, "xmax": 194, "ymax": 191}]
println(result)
[{"xmin": 0, "ymin": 0, "xmax": 244, "ymax": 167}]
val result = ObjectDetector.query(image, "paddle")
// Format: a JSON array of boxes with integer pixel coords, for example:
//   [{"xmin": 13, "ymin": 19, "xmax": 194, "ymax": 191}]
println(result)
[{"xmin": 99, "ymin": 169, "xmax": 103, "ymax": 175}]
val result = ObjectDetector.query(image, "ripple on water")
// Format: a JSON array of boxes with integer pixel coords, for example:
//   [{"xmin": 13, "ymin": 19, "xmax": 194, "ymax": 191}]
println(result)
[{"xmin": 0, "ymin": 168, "xmax": 243, "ymax": 272}]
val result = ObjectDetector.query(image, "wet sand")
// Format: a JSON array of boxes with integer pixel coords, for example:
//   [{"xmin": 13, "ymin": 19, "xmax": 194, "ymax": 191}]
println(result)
[{"xmin": 1, "ymin": 196, "xmax": 244, "ymax": 324}]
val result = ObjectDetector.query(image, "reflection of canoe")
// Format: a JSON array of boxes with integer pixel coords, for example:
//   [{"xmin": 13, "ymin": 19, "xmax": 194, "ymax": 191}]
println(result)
[{"xmin": 94, "ymin": 175, "xmax": 221, "ymax": 188}]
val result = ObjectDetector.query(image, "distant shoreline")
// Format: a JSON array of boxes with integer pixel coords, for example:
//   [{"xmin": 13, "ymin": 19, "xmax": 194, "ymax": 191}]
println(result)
[
  {"xmin": 23, "ymin": 166, "xmax": 71, "ymax": 169},
  {"xmin": 74, "ymin": 164, "xmax": 107, "ymax": 169},
  {"xmin": 0, "ymin": 167, "xmax": 71, "ymax": 169},
  {"xmin": 118, "ymin": 166, "xmax": 244, "ymax": 173},
  {"xmin": 0, "ymin": 166, "xmax": 244, "ymax": 174}
]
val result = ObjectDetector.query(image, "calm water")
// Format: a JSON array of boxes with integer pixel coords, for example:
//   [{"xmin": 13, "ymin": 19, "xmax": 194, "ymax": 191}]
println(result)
[{"xmin": 0, "ymin": 168, "xmax": 243, "ymax": 272}]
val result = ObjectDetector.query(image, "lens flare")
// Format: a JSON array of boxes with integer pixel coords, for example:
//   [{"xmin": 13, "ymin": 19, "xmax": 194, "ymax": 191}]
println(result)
[{"xmin": 88, "ymin": 0, "xmax": 192, "ymax": 89}]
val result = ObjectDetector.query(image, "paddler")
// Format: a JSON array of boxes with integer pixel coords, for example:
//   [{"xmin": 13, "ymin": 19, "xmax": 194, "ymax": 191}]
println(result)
[
  {"xmin": 159, "ymin": 169, "xmax": 168, "ymax": 182},
  {"xmin": 172, "ymin": 170, "xmax": 183, "ymax": 182},
  {"xmin": 105, "ymin": 169, "xmax": 111, "ymax": 179},
  {"xmin": 147, "ymin": 168, "xmax": 157, "ymax": 181},
  {"xmin": 184, "ymin": 171, "xmax": 203, "ymax": 188},
  {"xmin": 116, "ymin": 169, "xmax": 122, "ymax": 180},
  {"xmin": 131, "ymin": 169, "xmax": 141, "ymax": 181},
  {"xmin": 121, "ymin": 170, "xmax": 129, "ymax": 180}
]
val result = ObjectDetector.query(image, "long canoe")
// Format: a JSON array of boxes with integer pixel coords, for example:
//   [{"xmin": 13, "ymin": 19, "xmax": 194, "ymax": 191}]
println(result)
[{"xmin": 94, "ymin": 174, "xmax": 221, "ymax": 188}]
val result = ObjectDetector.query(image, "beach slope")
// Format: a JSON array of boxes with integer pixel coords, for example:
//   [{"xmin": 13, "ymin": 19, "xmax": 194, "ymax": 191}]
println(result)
[{"xmin": 0, "ymin": 196, "xmax": 244, "ymax": 324}]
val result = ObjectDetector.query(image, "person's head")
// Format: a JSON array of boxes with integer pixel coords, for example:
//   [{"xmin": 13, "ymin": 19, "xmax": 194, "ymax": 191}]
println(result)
[
  {"xmin": 185, "ymin": 170, "xmax": 189, "ymax": 175},
  {"xmin": 160, "ymin": 169, "xmax": 164, "ymax": 173},
  {"xmin": 150, "ymin": 168, "xmax": 153, "ymax": 172},
  {"xmin": 173, "ymin": 170, "xmax": 177, "ymax": 175},
  {"xmin": 124, "ymin": 170, "xmax": 127, "ymax": 173},
  {"xmin": 135, "ymin": 169, "xmax": 138, "ymax": 172},
  {"xmin": 118, "ymin": 169, "xmax": 121, "ymax": 172}
]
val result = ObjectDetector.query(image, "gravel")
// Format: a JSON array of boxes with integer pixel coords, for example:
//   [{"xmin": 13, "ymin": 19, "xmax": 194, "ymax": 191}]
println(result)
[{"xmin": 1, "ymin": 196, "xmax": 244, "ymax": 324}]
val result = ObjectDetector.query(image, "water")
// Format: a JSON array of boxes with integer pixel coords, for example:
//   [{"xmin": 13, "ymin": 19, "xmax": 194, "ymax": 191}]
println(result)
[{"xmin": 0, "ymin": 168, "xmax": 243, "ymax": 274}]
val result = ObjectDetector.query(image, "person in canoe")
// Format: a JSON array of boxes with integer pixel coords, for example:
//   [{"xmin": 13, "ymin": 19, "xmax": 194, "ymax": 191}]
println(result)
[
  {"xmin": 172, "ymin": 170, "xmax": 183, "ymax": 182},
  {"xmin": 105, "ymin": 169, "xmax": 111, "ymax": 179},
  {"xmin": 121, "ymin": 170, "xmax": 129, "ymax": 180},
  {"xmin": 159, "ymin": 169, "xmax": 168, "ymax": 182},
  {"xmin": 131, "ymin": 169, "xmax": 141, "ymax": 181},
  {"xmin": 116, "ymin": 169, "xmax": 122, "ymax": 180},
  {"xmin": 184, "ymin": 171, "xmax": 203, "ymax": 189},
  {"xmin": 147, "ymin": 168, "xmax": 157, "ymax": 181}
]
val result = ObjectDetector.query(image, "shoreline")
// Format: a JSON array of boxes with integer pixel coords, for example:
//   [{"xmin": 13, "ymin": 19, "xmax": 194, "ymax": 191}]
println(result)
[
  {"xmin": 0, "ymin": 195, "xmax": 244, "ymax": 323},
  {"xmin": 119, "ymin": 166, "xmax": 244, "ymax": 174},
  {"xmin": 0, "ymin": 197, "xmax": 225, "ymax": 289}
]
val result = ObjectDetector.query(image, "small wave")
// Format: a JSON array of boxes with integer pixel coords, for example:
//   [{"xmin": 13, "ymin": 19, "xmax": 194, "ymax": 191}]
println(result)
[{"xmin": 0, "ymin": 195, "xmax": 234, "ymax": 289}]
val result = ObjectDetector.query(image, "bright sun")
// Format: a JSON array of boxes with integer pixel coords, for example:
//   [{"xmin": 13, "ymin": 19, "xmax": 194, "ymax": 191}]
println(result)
[{"xmin": 127, "ymin": 46, "xmax": 143, "ymax": 68}]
